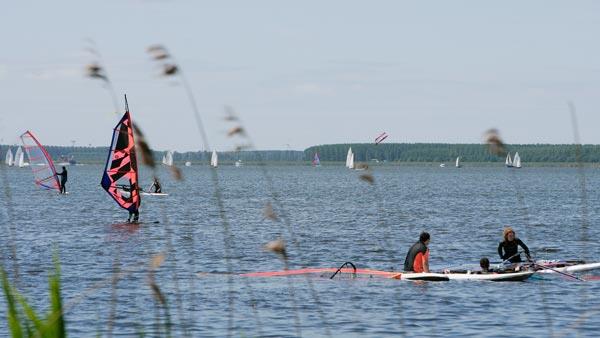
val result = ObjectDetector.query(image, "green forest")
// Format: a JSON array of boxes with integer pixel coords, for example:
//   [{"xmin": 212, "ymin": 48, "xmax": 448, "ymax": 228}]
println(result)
[
  {"xmin": 2, "ymin": 143, "xmax": 600, "ymax": 164},
  {"xmin": 304, "ymin": 143, "xmax": 600, "ymax": 163}
]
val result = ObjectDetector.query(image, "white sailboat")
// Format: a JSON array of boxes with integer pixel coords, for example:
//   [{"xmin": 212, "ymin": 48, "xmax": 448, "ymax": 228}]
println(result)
[
  {"xmin": 455, "ymin": 156, "xmax": 461, "ymax": 168},
  {"xmin": 505, "ymin": 153, "xmax": 513, "ymax": 168},
  {"xmin": 5, "ymin": 147, "xmax": 13, "ymax": 166},
  {"xmin": 513, "ymin": 152, "xmax": 522, "ymax": 168},
  {"xmin": 346, "ymin": 147, "xmax": 353, "ymax": 168},
  {"xmin": 15, "ymin": 146, "xmax": 27, "ymax": 167},
  {"xmin": 235, "ymin": 159, "xmax": 243, "ymax": 167},
  {"xmin": 162, "ymin": 151, "xmax": 174, "ymax": 166},
  {"xmin": 210, "ymin": 150, "xmax": 218, "ymax": 168}
]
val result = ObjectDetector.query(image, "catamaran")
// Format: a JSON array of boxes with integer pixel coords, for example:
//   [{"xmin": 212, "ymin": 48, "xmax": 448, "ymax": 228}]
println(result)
[
  {"xmin": 100, "ymin": 96, "xmax": 141, "ymax": 220},
  {"xmin": 20, "ymin": 131, "xmax": 61, "ymax": 192},
  {"xmin": 210, "ymin": 150, "xmax": 218, "ymax": 168},
  {"xmin": 312, "ymin": 152, "xmax": 321, "ymax": 167},
  {"xmin": 505, "ymin": 153, "xmax": 513, "ymax": 167},
  {"xmin": 513, "ymin": 152, "xmax": 522, "ymax": 168},
  {"xmin": 5, "ymin": 147, "xmax": 13, "ymax": 166}
]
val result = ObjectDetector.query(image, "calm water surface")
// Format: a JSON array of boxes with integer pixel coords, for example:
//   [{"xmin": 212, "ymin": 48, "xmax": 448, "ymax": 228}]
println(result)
[{"xmin": 1, "ymin": 164, "xmax": 599, "ymax": 337}]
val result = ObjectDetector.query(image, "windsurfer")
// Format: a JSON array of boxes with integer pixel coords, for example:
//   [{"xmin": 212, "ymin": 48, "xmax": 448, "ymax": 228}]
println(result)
[
  {"xmin": 149, "ymin": 177, "xmax": 162, "ymax": 193},
  {"xmin": 498, "ymin": 227, "xmax": 531, "ymax": 263},
  {"xmin": 126, "ymin": 179, "xmax": 139, "ymax": 223},
  {"xmin": 56, "ymin": 166, "xmax": 68, "ymax": 194},
  {"xmin": 403, "ymin": 232, "xmax": 430, "ymax": 273}
]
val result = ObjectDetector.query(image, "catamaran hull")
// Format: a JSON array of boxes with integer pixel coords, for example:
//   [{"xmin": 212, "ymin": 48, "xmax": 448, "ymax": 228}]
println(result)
[{"xmin": 395, "ymin": 271, "xmax": 534, "ymax": 282}]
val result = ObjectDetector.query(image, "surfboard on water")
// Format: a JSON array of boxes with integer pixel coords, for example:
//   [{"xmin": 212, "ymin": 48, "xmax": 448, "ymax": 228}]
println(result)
[{"xmin": 20, "ymin": 130, "xmax": 61, "ymax": 192}]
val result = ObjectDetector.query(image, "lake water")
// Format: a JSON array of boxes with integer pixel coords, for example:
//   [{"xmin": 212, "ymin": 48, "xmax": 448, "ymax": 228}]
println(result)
[{"xmin": 1, "ymin": 164, "xmax": 599, "ymax": 337}]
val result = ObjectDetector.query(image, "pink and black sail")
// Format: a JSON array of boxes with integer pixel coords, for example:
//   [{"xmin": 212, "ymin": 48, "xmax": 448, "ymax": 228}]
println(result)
[
  {"xmin": 20, "ymin": 130, "xmax": 61, "ymax": 191},
  {"xmin": 101, "ymin": 97, "xmax": 141, "ymax": 213}
]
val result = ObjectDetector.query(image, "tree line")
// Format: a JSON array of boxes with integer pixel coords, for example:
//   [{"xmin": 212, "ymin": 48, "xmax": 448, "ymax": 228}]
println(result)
[{"xmin": 2, "ymin": 143, "xmax": 600, "ymax": 164}]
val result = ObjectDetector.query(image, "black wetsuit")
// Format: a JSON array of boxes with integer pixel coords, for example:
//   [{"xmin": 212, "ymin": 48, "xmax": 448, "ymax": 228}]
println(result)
[
  {"xmin": 151, "ymin": 181, "xmax": 162, "ymax": 193},
  {"xmin": 498, "ymin": 239, "xmax": 530, "ymax": 263},
  {"xmin": 404, "ymin": 241, "xmax": 427, "ymax": 272},
  {"xmin": 56, "ymin": 168, "xmax": 67, "ymax": 194}
]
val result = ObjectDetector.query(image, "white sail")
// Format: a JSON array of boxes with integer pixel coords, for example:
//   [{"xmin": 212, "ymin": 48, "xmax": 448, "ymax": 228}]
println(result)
[
  {"xmin": 211, "ymin": 150, "xmax": 218, "ymax": 167},
  {"xmin": 455, "ymin": 157, "xmax": 460, "ymax": 168},
  {"xmin": 15, "ymin": 146, "xmax": 25, "ymax": 167},
  {"xmin": 513, "ymin": 152, "xmax": 521, "ymax": 168},
  {"xmin": 348, "ymin": 152, "xmax": 355, "ymax": 169},
  {"xmin": 163, "ymin": 151, "xmax": 173, "ymax": 166},
  {"xmin": 5, "ymin": 147, "xmax": 13, "ymax": 166},
  {"xmin": 505, "ymin": 153, "xmax": 513, "ymax": 167},
  {"xmin": 346, "ymin": 147, "xmax": 353, "ymax": 168}
]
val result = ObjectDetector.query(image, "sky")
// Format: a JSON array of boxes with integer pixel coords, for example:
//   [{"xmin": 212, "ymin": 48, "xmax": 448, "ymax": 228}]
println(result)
[{"xmin": 1, "ymin": 1, "xmax": 600, "ymax": 151}]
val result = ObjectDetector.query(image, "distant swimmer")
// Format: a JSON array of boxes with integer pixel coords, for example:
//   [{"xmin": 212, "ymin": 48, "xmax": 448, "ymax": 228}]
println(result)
[
  {"xmin": 403, "ymin": 232, "xmax": 430, "ymax": 273},
  {"xmin": 149, "ymin": 177, "xmax": 162, "ymax": 193},
  {"xmin": 498, "ymin": 227, "xmax": 531, "ymax": 263},
  {"xmin": 56, "ymin": 166, "xmax": 68, "ymax": 194}
]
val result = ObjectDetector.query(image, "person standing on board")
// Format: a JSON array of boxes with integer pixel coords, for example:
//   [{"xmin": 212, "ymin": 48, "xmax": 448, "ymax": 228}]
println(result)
[
  {"xmin": 498, "ymin": 227, "xmax": 531, "ymax": 263},
  {"xmin": 403, "ymin": 232, "xmax": 430, "ymax": 273},
  {"xmin": 125, "ymin": 179, "xmax": 139, "ymax": 223},
  {"xmin": 55, "ymin": 166, "xmax": 68, "ymax": 194},
  {"xmin": 149, "ymin": 177, "xmax": 162, "ymax": 193}
]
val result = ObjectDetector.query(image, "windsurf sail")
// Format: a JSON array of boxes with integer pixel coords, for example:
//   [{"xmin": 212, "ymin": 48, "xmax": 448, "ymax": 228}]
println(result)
[
  {"xmin": 375, "ymin": 132, "xmax": 388, "ymax": 145},
  {"xmin": 100, "ymin": 96, "xmax": 141, "ymax": 213},
  {"xmin": 312, "ymin": 152, "xmax": 320, "ymax": 166},
  {"xmin": 162, "ymin": 150, "xmax": 173, "ymax": 166},
  {"xmin": 20, "ymin": 131, "xmax": 61, "ymax": 191},
  {"xmin": 346, "ymin": 147, "xmax": 353, "ymax": 168}
]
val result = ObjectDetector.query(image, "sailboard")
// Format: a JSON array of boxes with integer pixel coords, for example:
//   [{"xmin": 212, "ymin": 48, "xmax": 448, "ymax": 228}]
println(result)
[
  {"xmin": 312, "ymin": 152, "xmax": 320, "ymax": 167},
  {"xmin": 100, "ymin": 96, "xmax": 141, "ymax": 213},
  {"xmin": 19, "ymin": 131, "xmax": 61, "ymax": 191},
  {"xmin": 5, "ymin": 147, "xmax": 13, "ymax": 166}
]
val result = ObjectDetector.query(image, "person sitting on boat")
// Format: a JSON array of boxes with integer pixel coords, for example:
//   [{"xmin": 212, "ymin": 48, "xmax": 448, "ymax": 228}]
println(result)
[
  {"xmin": 498, "ymin": 227, "xmax": 531, "ymax": 263},
  {"xmin": 55, "ymin": 166, "xmax": 68, "ymax": 194},
  {"xmin": 403, "ymin": 232, "xmax": 430, "ymax": 273},
  {"xmin": 480, "ymin": 257, "xmax": 491, "ymax": 273},
  {"xmin": 149, "ymin": 177, "xmax": 162, "ymax": 193}
]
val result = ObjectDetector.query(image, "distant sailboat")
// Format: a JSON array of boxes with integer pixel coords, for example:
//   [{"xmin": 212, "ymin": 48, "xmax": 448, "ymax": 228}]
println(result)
[
  {"xmin": 312, "ymin": 153, "xmax": 321, "ymax": 167},
  {"xmin": 162, "ymin": 151, "xmax": 174, "ymax": 166},
  {"xmin": 210, "ymin": 150, "xmax": 218, "ymax": 168},
  {"xmin": 15, "ymin": 146, "xmax": 28, "ymax": 167},
  {"xmin": 505, "ymin": 153, "xmax": 513, "ymax": 167},
  {"xmin": 185, "ymin": 161, "xmax": 192, "ymax": 167},
  {"xmin": 346, "ymin": 147, "xmax": 354, "ymax": 169},
  {"xmin": 455, "ymin": 157, "xmax": 461, "ymax": 168},
  {"xmin": 5, "ymin": 147, "xmax": 13, "ymax": 166},
  {"xmin": 513, "ymin": 152, "xmax": 522, "ymax": 168},
  {"xmin": 235, "ymin": 159, "xmax": 243, "ymax": 167},
  {"xmin": 439, "ymin": 163, "xmax": 445, "ymax": 168}
]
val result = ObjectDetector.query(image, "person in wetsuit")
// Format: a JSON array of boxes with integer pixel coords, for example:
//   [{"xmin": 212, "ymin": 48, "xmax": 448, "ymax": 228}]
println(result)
[
  {"xmin": 404, "ymin": 232, "xmax": 430, "ymax": 272},
  {"xmin": 149, "ymin": 177, "xmax": 162, "ymax": 193},
  {"xmin": 56, "ymin": 166, "xmax": 68, "ymax": 194},
  {"xmin": 125, "ymin": 179, "xmax": 139, "ymax": 223},
  {"xmin": 498, "ymin": 227, "xmax": 531, "ymax": 263},
  {"xmin": 480, "ymin": 257, "xmax": 491, "ymax": 273}
]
